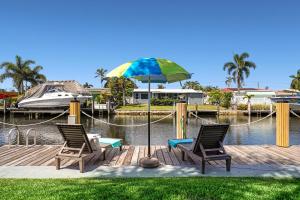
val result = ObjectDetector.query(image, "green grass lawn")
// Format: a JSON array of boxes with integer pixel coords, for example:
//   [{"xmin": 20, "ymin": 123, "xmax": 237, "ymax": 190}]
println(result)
[
  {"xmin": 117, "ymin": 104, "xmax": 223, "ymax": 111},
  {"xmin": 0, "ymin": 178, "xmax": 299, "ymax": 200}
]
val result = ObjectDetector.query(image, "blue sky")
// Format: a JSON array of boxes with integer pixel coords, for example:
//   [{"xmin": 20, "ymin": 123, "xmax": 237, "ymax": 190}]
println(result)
[{"xmin": 0, "ymin": 0, "xmax": 299, "ymax": 90}]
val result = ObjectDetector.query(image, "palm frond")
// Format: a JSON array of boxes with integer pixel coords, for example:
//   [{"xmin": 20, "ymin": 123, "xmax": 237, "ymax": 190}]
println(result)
[
  {"xmin": 240, "ymin": 52, "xmax": 250, "ymax": 60},
  {"xmin": 242, "ymin": 67, "xmax": 250, "ymax": 78},
  {"xmin": 245, "ymin": 61, "xmax": 256, "ymax": 69}
]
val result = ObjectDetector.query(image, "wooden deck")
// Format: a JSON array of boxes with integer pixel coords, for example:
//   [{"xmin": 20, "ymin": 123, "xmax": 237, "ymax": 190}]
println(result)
[{"xmin": 0, "ymin": 145, "xmax": 299, "ymax": 170}]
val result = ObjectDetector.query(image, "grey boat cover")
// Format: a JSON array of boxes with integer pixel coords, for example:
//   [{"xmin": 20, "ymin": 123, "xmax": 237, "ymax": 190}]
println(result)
[{"xmin": 18, "ymin": 80, "xmax": 90, "ymax": 102}]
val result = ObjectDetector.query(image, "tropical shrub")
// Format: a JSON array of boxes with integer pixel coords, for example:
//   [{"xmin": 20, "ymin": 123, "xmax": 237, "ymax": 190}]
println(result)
[
  {"xmin": 208, "ymin": 90, "xmax": 233, "ymax": 109},
  {"xmin": 221, "ymin": 92, "xmax": 233, "ymax": 108},
  {"xmin": 237, "ymin": 104, "xmax": 273, "ymax": 111}
]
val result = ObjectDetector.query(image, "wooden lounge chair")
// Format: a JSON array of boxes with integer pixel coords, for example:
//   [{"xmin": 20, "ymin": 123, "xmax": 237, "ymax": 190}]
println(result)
[
  {"xmin": 55, "ymin": 124, "xmax": 105, "ymax": 173},
  {"xmin": 177, "ymin": 124, "xmax": 231, "ymax": 174}
]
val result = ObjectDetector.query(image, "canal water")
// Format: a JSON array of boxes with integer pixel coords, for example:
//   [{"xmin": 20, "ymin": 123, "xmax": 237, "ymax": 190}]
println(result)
[{"xmin": 0, "ymin": 114, "xmax": 299, "ymax": 146}]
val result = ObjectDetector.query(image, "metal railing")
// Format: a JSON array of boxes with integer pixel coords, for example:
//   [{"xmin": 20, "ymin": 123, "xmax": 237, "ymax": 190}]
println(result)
[
  {"xmin": 25, "ymin": 128, "xmax": 37, "ymax": 147},
  {"xmin": 8, "ymin": 127, "xmax": 38, "ymax": 148},
  {"xmin": 8, "ymin": 127, "xmax": 20, "ymax": 148}
]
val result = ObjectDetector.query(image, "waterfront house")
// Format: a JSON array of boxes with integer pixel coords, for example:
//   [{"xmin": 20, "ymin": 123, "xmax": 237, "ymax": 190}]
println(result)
[
  {"xmin": 222, "ymin": 88, "xmax": 276, "ymax": 105},
  {"xmin": 129, "ymin": 89, "xmax": 205, "ymax": 105}
]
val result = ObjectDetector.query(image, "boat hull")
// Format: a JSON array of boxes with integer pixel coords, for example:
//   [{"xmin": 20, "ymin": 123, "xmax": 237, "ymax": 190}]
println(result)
[{"xmin": 18, "ymin": 96, "xmax": 91, "ymax": 108}]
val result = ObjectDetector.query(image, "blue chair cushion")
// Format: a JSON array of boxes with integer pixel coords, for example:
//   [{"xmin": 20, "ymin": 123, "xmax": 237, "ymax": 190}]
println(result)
[
  {"xmin": 99, "ymin": 138, "xmax": 122, "ymax": 148},
  {"xmin": 168, "ymin": 138, "xmax": 193, "ymax": 148}
]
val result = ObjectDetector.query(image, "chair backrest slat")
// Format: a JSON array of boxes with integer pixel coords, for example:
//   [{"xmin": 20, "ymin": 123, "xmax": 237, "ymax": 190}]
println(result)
[
  {"xmin": 193, "ymin": 124, "xmax": 229, "ymax": 153},
  {"xmin": 56, "ymin": 123, "xmax": 93, "ymax": 153}
]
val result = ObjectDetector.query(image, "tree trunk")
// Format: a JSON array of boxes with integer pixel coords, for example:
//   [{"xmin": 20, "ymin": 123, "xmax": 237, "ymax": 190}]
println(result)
[
  {"xmin": 247, "ymin": 100, "xmax": 251, "ymax": 116},
  {"xmin": 237, "ymin": 78, "xmax": 241, "ymax": 94},
  {"xmin": 122, "ymin": 81, "xmax": 126, "ymax": 106}
]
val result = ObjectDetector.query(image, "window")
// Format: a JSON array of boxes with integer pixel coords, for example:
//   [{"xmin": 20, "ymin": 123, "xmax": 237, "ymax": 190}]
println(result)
[
  {"xmin": 134, "ymin": 93, "xmax": 139, "ymax": 99},
  {"xmin": 141, "ymin": 93, "xmax": 148, "ymax": 99}
]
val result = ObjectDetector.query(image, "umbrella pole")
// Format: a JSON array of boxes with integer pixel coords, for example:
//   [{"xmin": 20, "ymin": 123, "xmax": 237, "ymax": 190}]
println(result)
[
  {"xmin": 139, "ymin": 76, "xmax": 159, "ymax": 168},
  {"xmin": 147, "ymin": 77, "xmax": 151, "ymax": 158}
]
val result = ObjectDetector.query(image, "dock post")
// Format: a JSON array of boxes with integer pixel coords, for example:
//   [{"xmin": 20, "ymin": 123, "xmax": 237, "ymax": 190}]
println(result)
[
  {"xmin": 276, "ymin": 103, "xmax": 289, "ymax": 147},
  {"xmin": 69, "ymin": 100, "xmax": 81, "ymax": 124},
  {"xmin": 176, "ymin": 102, "xmax": 187, "ymax": 139},
  {"xmin": 3, "ymin": 99, "xmax": 6, "ymax": 114},
  {"xmin": 91, "ymin": 96, "xmax": 95, "ymax": 116}
]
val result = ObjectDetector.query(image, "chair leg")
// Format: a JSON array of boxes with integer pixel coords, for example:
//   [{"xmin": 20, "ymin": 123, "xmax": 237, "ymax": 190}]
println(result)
[
  {"xmin": 226, "ymin": 158, "xmax": 231, "ymax": 172},
  {"xmin": 79, "ymin": 158, "xmax": 84, "ymax": 173},
  {"xmin": 181, "ymin": 150, "xmax": 185, "ymax": 161},
  {"xmin": 201, "ymin": 160, "xmax": 205, "ymax": 174},
  {"xmin": 119, "ymin": 145, "xmax": 122, "ymax": 151},
  {"xmin": 168, "ymin": 145, "xmax": 171, "ymax": 152},
  {"xmin": 55, "ymin": 157, "xmax": 60, "ymax": 170},
  {"xmin": 102, "ymin": 150, "xmax": 106, "ymax": 160}
]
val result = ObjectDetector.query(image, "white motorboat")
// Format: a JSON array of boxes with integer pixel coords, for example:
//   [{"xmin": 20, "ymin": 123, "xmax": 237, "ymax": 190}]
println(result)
[{"xmin": 18, "ymin": 88, "xmax": 91, "ymax": 108}]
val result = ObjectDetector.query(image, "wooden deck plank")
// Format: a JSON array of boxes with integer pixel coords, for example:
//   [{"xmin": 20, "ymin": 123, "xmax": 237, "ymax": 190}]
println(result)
[
  {"xmin": 251, "ymin": 145, "xmax": 291, "ymax": 165},
  {"xmin": 258, "ymin": 146, "xmax": 300, "ymax": 165},
  {"xmin": 150, "ymin": 145, "xmax": 157, "ymax": 159},
  {"xmin": 0, "ymin": 145, "xmax": 299, "ymax": 169},
  {"xmin": 167, "ymin": 148, "xmax": 180, "ymax": 166},
  {"xmin": 123, "ymin": 146, "xmax": 135, "ymax": 166},
  {"xmin": 103, "ymin": 149, "xmax": 118, "ymax": 166},
  {"xmin": 277, "ymin": 146, "xmax": 300, "ymax": 160},
  {"xmin": 160, "ymin": 146, "xmax": 173, "ymax": 165},
  {"xmin": 5, "ymin": 146, "xmax": 50, "ymax": 166},
  {"xmin": 241, "ymin": 145, "xmax": 278, "ymax": 165},
  {"xmin": 156, "ymin": 146, "xmax": 165, "ymax": 164},
  {"xmin": 0, "ymin": 146, "xmax": 45, "ymax": 165},
  {"xmin": 28, "ymin": 147, "xmax": 60, "ymax": 166},
  {"xmin": 115, "ymin": 146, "xmax": 129, "ymax": 166},
  {"xmin": 137, "ymin": 146, "xmax": 145, "ymax": 165},
  {"xmin": 130, "ymin": 146, "xmax": 139, "ymax": 166},
  {"xmin": 225, "ymin": 145, "xmax": 255, "ymax": 165},
  {"xmin": 107, "ymin": 148, "xmax": 122, "ymax": 167},
  {"xmin": 0, "ymin": 146, "xmax": 24, "ymax": 157}
]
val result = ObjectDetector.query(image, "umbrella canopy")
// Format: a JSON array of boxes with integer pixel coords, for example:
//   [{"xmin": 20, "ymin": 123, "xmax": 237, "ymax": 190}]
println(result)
[
  {"xmin": 106, "ymin": 58, "xmax": 191, "ymax": 83},
  {"xmin": 106, "ymin": 57, "xmax": 191, "ymax": 168}
]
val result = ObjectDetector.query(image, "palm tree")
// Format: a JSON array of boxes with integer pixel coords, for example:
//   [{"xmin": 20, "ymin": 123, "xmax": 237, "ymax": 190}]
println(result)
[
  {"xmin": 182, "ymin": 81, "xmax": 202, "ymax": 90},
  {"xmin": 95, "ymin": 67, "xmax": 107, "ymax": 88},
  {"xmin": 225, "ymin": 76, "xmax": 235, "ymax": 88},
  {"xmin": 83, "ymin": 82, "xmax": 94, "ymax": 88},
  {"xmin": 243, "ymin": 94, "xmax": 254, "ymax": 115},
  {"xmin": 290, "ymin": 70, "xmax": 300, "ymax": 91},
  {"xmin": 223, "ymin": 53, "xmax": 256, "ymax": 93},
  {"xmin": 83, "ymin": 82, "xmax": 93, "ymax": 88},
  {"xmin": 24, "ymin": 65, "xmax": 46, "ymax": 89},
  {"xmin": 0, "ymin": 55, "xmax": 46, "ymax": 93}
]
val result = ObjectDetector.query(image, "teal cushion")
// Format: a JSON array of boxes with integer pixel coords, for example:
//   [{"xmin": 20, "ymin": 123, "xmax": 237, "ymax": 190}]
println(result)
[
  {"xmin": 99, "ymin": 138, "xmax": 122, "ymax": 148},
  {"xmin": 168, "ymin": 138, "xmax": 193, "ymax": 148}
]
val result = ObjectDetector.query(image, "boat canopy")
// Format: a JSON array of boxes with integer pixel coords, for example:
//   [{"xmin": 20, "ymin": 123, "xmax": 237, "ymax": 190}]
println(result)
[{"xmin": 18, "ymin": 80, "xmax": 91, "ymax": 102}]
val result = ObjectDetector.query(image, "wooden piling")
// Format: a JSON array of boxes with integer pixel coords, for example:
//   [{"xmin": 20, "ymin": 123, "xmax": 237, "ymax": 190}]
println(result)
[
  {"xmin": 69, "ymin": 100, "xmax": 81, "ymax": 124},
  {"xmin": 276, "ymin": 103, "xmax": 289, "ymax": 147},
  {"xmin": 176, "ymin": 103, "xmax": 187, "ymax": 139}
]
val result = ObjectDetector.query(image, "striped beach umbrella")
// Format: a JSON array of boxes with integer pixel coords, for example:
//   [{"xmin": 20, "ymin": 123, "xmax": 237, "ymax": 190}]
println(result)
[
  {"xmin": 106, "ymin": 57, "xmax": 191, "ymax": 168},
  {"xmin": 107, "ymin": 58, "xmax": 191, "ymax": 83}
]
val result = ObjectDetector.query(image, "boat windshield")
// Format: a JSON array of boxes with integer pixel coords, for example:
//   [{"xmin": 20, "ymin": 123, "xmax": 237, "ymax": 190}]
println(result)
[{"xmin": 45, "ymin": 88, "xmax": 64, "ymax": 94}]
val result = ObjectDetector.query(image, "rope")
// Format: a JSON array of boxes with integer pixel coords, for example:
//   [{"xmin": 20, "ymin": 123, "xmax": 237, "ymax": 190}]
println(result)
[
  {"xmin": 290, "ymin": 110, "xmax": 300, "ymax": 118},
  {"xmin": 190, "ymin": 113, "xmax": 219, "ymax": 125},
  {"xmin": 191, "ymin": 111, "xmax": 275, "ymax": 127},
  {"xmin": 81, "ymin": 110, "xmax": 174, "ymax": 127},
  {"xmin": 0, "ymin": 109, "xmax": 69, "ymax": 127},
  {"xmin": 229, "ymin": 111, "xmax": 275, "ymax": 127}
]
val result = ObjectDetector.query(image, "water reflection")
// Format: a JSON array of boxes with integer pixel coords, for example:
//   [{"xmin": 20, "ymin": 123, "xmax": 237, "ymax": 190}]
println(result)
[{"xmin": 0, "ymin": 114, "xmax": 299, "ymax": 146}]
